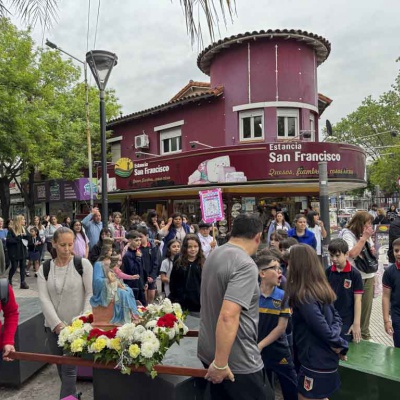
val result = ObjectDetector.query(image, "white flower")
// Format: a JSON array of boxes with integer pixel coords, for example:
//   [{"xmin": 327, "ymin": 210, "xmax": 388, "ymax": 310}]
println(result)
[
  {"xmin": 161, "ymin": 299, "xmax": 173, "ymax": 314},
  {"xmin": 172, "ymin": 303, "xmax": 182, "ymax": 315},
  {"xmin": 132, "ymin": 325, "xmax": 146, "ymax": 341},
  {"xmin": 141, "ymin": 330, "xmax": 157, "ymax": 342},
  {"xmin": 146, "ymin": 304, "xmax": 161, "ymax": 314},
  {"xmin": 58, "ymin": 328, "xmax": 69, "ymax": 347},
  {"xmin": 154, "ymin": 326, "xmax": 166, "ymax": 336},
  {"xmin": 167, "ymin": 328, "xmax": 175, "ymax": 340},
  {"xmin": 175, "ymin": 321, "xmax": 189, "ymax": 335},
  {"xmin": 140, "ymin": 339, "xmax": 159, "ymax": 358},
  {"xmin": 83, "ymin": 323, "xmax": 92, "ymax": 333},
  {"xmin": 145, "ymin": 320, "xmax": 157, "ymax": 330},
  {"xmin": 116, "ymin": 323, "xmax": 136, "ymax": 341}
]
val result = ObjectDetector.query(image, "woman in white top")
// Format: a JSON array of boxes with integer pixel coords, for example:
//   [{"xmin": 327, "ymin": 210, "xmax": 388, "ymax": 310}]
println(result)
[
  {"xmin": 306, "ymin": 211, "xmax": 327, "ymax": 258},
  {"xmin": 44, "ymin": 215, "xmax": 62, "ymax": 259},
  {"xmin": 266, "ymin": 211, "xmax": 291, "ymax": 245},
  {"xmin": 340, "ymin": 211, "xmax": 375, "ymax": 341},
  {"xmin": 37, "ymin": 227, "xmax": 93, "ymax": 399}
]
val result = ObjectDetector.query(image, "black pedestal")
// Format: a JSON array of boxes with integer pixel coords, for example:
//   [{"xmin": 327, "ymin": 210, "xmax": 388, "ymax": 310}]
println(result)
[
  {"xmin": 0, "ymin": 298, "xmax": 49, "ymax": 386},
  {"xmin": 93, "ymin": 368, "xmax": 209, "ymax": 400}
]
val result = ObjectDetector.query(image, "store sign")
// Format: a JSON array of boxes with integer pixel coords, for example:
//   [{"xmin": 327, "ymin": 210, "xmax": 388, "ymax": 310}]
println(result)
[
  {"xmin": 115, "ymin": 142, "xmax": 366, "ymax": 191},
  {"xmin": 199, "ymin": 188, "xmax": 224, "ymax": 223},
  {"xmin": 34, "ymin": 178, "xmax": 98, "ymax": 202}
]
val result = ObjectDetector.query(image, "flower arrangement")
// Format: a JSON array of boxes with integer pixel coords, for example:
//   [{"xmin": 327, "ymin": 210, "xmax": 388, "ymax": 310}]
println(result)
[{"xmin": 58, "ymin": 298, "xmax": 189, "ymax": 377}]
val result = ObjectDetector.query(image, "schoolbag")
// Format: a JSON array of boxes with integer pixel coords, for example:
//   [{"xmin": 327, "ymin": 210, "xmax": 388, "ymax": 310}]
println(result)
[
  {"xmin": 43, "ymin": 256, "xmax": 83, "ymax": 280},
  {"xmin": 0, "ymin": 277, "xmax": 9, "ymax": 306}
]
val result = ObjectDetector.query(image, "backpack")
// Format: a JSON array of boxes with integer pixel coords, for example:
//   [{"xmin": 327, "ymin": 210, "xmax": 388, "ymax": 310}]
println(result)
[
  {"xmin": 43, "ymin": 256, "xmax": 83, "ymax": 280},
  {"xmin": 0, "ymin": 277, "xmax": 9, "ymax": 306}
]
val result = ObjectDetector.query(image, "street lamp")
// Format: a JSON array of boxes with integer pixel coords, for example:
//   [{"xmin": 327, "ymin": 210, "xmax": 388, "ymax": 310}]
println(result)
[
  {"xmin": 45, "ymin": 39, "xmax": 95, "ymax": 208},
  {"xmin": 86, "ymin": 50, "xmax": 118, "ymax": 227}
]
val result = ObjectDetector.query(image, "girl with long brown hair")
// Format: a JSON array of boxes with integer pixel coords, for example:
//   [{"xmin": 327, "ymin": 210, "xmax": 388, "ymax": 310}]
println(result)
[
  {"xmin": 169, "ymin": 234, "xmax": 204, "ymax": 313},
  {"xmin": 7, "ymin": 215, "xmax": 30, "ymax": 289},
  {"xmin": 284, "ymin": 244, "xmax": 348, "ymax": 400}
]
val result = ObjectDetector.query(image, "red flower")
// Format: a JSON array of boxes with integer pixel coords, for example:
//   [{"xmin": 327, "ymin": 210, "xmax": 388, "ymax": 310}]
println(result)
[
  {"xmin": 156, "ymin": 313, "xmax": 177, "ymax": 329},
  {"xmin": 87, "ymin": 328, "xmax": 104, "ymax": 341},
  {"xmin": 87, "ymin": 327, "xmax": 118, "ymax": 341},
  {"xmin": 79, "ymin": 314, "xmax": 94, "ymax": 324}
]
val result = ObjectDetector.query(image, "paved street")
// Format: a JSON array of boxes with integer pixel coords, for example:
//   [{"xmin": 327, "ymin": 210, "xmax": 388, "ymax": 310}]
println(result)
[{"xmin": 0, "ymin": 268, "xmax": 393, "ymax": 400}]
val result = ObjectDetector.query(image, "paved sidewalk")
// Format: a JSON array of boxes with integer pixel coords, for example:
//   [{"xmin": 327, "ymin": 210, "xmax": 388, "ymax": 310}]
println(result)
[{"xmin": 4, "ymin": 267, "xmax": 393, "ymax": 400}]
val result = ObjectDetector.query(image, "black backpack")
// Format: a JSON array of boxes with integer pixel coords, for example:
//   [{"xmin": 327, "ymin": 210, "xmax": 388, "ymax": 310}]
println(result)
[
  {"xmin": 0, "ymin": 277, "xmax": 9, "ymax": 306},
  {"xmin": 43, "ymin": 256, "xmax": 83, "ymax": 280}
]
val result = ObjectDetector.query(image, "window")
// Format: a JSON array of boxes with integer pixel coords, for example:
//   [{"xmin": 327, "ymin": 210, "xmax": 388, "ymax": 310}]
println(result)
[
  {"xmin": 277, "ymin": 109, "xmax": 299, "ymax": 138},
  {"xmin": 107, "ymin": 136, "xmax": 122, "ymax": 163},
  {"xmin": 309, "ymin": 114, "xmax": 315, "ymax": 141},
  {"xmin": 239, "ymin": 110, "xmax": 264, "ymax": 141},
  {"xmin": 160, "ymin": 128, "xmax": 182, "ymax": 155},
  {"xmin": 110, "ymin": 142, "xmax": 121, "ymax": 163}
]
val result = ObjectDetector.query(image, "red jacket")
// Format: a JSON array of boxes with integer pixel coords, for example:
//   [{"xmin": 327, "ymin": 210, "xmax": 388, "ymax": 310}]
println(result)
[{"xmin": 0, "ymin": 284, "xmax": 19, "ymax": 348}]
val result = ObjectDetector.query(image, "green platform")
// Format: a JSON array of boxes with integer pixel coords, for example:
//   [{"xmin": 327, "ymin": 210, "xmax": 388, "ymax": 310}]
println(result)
[{"xmin": 332, "ymin": 341, "xmax": 400, "ymax": 399}]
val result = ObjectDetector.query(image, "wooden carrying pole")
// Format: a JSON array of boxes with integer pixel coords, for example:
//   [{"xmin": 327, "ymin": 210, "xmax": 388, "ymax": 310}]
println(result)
[
  {"xmin": 9, "ymin": 351, "xmax": 207, "ymax": 378},
  {"xmin": 9, "ymin": 330, "xmax": 204, "ymax": 378}
]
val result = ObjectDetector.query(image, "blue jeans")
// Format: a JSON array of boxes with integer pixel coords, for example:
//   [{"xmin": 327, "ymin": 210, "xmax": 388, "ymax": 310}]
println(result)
[
  {"xmin": 392, "ymin": 320, "xmax": 400, "ymax": 348},
  {"xmin": 46, "ymin": 329, "xmax": 77, "ymax": 399}
]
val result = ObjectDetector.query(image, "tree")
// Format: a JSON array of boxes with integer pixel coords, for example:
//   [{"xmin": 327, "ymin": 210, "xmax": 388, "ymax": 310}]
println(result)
[
  {"xmin": 326, "ymin": 61, "xmax": 400, "ymax": 194},
  {"xmin": 0, "ymin": 18, "xmax": 121, "ymax": 219},
  {"xmin": 0, "ymin": 1, "xmax": 236, "ymax": 44}
]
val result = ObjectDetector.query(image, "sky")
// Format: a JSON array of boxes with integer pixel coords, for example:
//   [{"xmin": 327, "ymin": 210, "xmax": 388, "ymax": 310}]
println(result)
[{"xmin": 14, "ymin": 0, "xmax": 400, "ymax": 131}]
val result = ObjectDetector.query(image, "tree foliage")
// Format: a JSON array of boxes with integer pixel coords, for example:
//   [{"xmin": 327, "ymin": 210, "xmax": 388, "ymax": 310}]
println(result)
[
  {"xmin": 327, "ymin": 62, "xmax": 400, "ymax": 194},
  {"xmin": 0, "ymin": 17, "xmax": 121, "ymax": 218}
]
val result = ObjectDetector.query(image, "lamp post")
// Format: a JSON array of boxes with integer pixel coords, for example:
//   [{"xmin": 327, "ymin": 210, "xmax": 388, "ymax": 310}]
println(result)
[
  {"xmin": 45, "ymin": 39, "xmax": 95, "ymax": 208},
  {"xmin": 86, "ymin": 50, "xmax": 118, "ymax": 227}
]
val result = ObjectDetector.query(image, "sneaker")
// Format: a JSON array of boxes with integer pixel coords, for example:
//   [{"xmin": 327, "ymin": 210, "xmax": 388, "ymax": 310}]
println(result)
[
  {"xmin": 25, "ymin": 271, "xmax": 30, "ymax": 277},
  {"xmin": 20, "ymin": 282, "xmax": 29, "ymax": 289}
]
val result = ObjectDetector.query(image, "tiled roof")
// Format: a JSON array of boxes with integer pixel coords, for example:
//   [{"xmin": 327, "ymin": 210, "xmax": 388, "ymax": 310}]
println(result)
[
  {"xmin": 318, "ymin": 93, "xmax": 333, "ymax": 116},
  {"xmin": 108, "ymin": 85, "xmax": 224, "ymax": 127},
  {"xmin": 170, "ymin": 81, "xmax": 211, "ymax": 101},
  {"xmin": 197, "ymin": 29, "xmax": 331, "ymax": 75}
]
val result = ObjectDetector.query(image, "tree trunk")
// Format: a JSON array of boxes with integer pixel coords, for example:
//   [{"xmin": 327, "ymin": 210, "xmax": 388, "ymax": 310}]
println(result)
[
  {"xmin": 20, "ymin": 168, "xmax": 36, "ymax": 223},
  {"xmin": 0, "ymin": 177, "xmax": 11, "ymax": 219}
]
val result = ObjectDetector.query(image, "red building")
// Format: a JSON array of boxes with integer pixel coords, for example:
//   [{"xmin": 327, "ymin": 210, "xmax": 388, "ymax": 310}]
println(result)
[{"xmin": 106, "ymin": 29, "xmax": 366, "ymax": 228}]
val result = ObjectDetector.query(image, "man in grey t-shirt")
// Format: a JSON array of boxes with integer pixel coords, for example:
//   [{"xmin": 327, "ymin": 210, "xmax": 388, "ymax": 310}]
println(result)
[{"xmin": 198, "ymin": 214, "xmax": 273, "ymax": 400}]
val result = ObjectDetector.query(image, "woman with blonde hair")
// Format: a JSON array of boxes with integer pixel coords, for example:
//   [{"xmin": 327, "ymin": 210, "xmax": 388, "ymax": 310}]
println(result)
[
  {"xmin": 341, "ymin": 211, "xmax": 375, "ymax": 340},
  {"xmin": 7, "ymin": 215, "xmax": 30, "ymax": 289}
]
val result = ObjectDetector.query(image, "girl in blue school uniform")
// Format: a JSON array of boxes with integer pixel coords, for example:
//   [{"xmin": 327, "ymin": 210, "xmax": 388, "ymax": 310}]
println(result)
[{"xmin": 284, "ymin": 244, "xmax": 348, "ymax": 400}]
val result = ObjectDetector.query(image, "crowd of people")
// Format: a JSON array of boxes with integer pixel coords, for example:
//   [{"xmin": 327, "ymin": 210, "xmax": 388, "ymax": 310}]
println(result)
[{"xmin": 1, "ymin": 205, "xmax": 400, "ymax": 400}]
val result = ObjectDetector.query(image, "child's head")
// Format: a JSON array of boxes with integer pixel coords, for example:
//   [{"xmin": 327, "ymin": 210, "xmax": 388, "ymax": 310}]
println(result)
[
  {"xmin": 177, "ymin": 234, "xmax": 204, "ymax": 267},
  {"xmin": 285, "ymin": 244, "xmax": 336, "ymax": 307},
  {"xmin": 166, "ymin": 239, "xmax": 181, "ymax": 258},
  {"xmin": 328, "ymin": 239, "xmax": 349, "ymax": 268},
  {"xmin": 269, "ymin": 232, "xmax": 282, "ymax": 249},
  {"xmin": 126, "ymin": 230, "xmax": 142, "ymax": 249},
  {"xmin": 276, "ymin": 229, "xmax": 288, "ymax": 239},
  {"xmin": 29, "ymin": 227, "xmax": 39, "ymax": 237},
  {"xmin": 393, "ymin": 238, "xmax": 400, "ymax": 262},
  {"xmin": 135, "ymin": 225, "xmax": 149, "ymax": 245},
  {"xmin": 256, "ymin": 255, "xmax": 281, "ymax": 286}
]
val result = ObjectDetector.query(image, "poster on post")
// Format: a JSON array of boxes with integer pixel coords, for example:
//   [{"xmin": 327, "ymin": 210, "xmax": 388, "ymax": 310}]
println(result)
[{"xmin": 199, "ymin": 188, "xmax": 224, "ymax": 224}]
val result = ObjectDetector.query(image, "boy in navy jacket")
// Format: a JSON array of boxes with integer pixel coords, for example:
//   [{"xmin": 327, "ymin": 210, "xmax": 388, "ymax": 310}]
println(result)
[
  {"xmin": 326, "ymin": 238, "xmax": 363, "ymax": 342},
  {"xmin": 256, "ymin": 255, "xmax": 297, "ymax": 400},
  {"xmin": 136, "ymin": 226, "xmax": 160, "ymax": 304},
  {"xmin": 122, "ymin": 230, "xmax": 148, "ymax": 305},
  {"xmin": 382, "ymin": 237, "xmax": 400, "ymax": 347}
]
